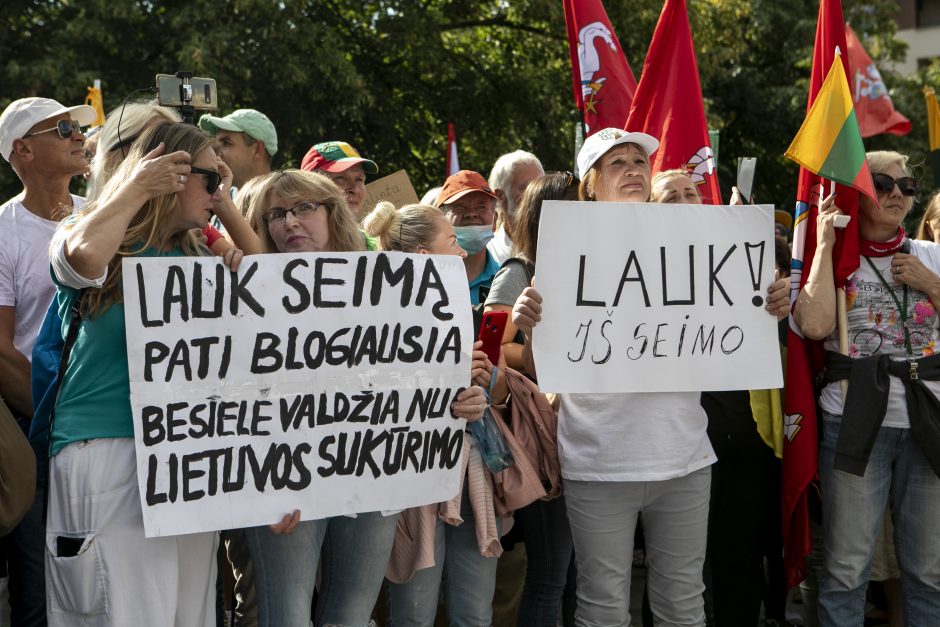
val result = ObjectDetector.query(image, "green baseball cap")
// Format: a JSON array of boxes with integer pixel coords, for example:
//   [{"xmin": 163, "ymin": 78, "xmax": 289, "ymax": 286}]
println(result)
[{"xmin": 198, "ymin": 109, "xmax": 278, "ymax": 156}]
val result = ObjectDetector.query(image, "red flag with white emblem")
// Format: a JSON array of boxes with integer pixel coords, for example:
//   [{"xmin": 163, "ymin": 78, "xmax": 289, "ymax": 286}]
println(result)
[
  {"xmin": 624, "ymin": 0, "xmax": 721, "ymax": 205},
  {"xmin": 845, "ymin": 25, "xmax": 911, "ymax": 138},
  {"xmin": 563, "ymin": 0, "xmax": 638, "ymax": 137}
]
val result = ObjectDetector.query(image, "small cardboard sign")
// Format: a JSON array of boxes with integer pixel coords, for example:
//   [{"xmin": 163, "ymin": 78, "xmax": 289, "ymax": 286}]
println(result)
[{"xmin": 363, "ymin": 170, "xmax": 420, "ymax": 213}]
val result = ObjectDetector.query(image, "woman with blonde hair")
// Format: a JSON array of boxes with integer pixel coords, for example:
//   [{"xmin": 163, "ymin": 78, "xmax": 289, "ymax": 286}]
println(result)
[
  {"xmin": 45, "ymin": 121, "xmax": 240, "ymax": 626},
  {"xmin": 248, "ymin": 169, "xmax": 366, "ymax": 255},
  {"xmin": 796, "ymin": 150, "xmax": 940, "ymax": 625},
  {"xmin": 87, "ymin": 99, "xmax": 261, "ymax": 256},
  {"xmin": 364, "ymin": 201, "xmax": 500, "ymax": 627},
  {"xmin": 243, "ymin": 175, "xmax": 454, "ymax": 627},
  {"xmin": 914, "ymin": 190, "xmax": 940, "ymax": 243}
]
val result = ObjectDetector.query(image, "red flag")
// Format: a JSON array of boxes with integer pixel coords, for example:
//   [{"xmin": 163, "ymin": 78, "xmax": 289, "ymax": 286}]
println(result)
[
  {"xmin": 624, "ymin": 0, "xmax": 721, "ymax": 205},
  {"xmin": 783, "ymin": 0, "xmax": 862, "ymax": 590},
  {"xmin": 446, "ymin": 123, "xmax": 459, "ymax": 177},
  {"xmin": 563, "ymin": 0, "xmax": 637, "ymax": 136},
  {"xmin": 845, "ymin": 26, "xmax": 911, "ymax": 138}
]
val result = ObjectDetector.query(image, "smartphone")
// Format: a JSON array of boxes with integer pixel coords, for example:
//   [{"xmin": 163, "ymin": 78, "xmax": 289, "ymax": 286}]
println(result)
[
  {"xmin": 56, "ymin": 535, "xmax": 85, "ymax": 558},
  {"xmin": 156, "ymin": 74, "xmax": 218, "ymax": 111},
  {"xmin": 478, "ymin": 311, "xmax": 508, "ymax": 365}
]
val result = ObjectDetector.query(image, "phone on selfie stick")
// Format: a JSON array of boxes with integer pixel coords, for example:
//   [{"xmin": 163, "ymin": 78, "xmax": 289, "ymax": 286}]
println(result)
[{"xmin": 156, "ymin": 72, "xmax": 218, "ymax": 124}]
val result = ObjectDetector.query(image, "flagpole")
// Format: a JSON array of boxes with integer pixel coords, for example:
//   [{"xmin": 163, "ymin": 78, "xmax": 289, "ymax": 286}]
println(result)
[
  {"xmin": 827, "ymin": 46, "xmax": 851, "ymax": 401},
  {"xmin": 830, "ymin": 176, "xmax": 850, "ymax": 401}
]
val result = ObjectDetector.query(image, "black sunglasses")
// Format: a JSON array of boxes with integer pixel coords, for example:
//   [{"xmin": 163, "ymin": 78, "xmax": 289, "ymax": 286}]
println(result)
[
  {"xmin": 23, "ymin": 119, "xmax": 84, "ymax": 140},
  {"xmin": 189, "ymin": 167, "xmax": 222, "ymax": 194},
  {"xmin": 872, "ymin": 173, "xmax": 917, "ymax": 197}
]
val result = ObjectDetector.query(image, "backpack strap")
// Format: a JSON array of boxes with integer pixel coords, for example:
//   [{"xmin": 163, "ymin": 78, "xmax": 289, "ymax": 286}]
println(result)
[{"xmin": 43, "ymin": 290, "xmax": 85, "ymax": 523}]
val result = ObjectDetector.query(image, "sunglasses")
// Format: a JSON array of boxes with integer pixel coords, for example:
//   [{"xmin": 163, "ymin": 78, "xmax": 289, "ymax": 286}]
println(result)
[
  {"xmin": 262, "ymin": 201, "xmax": 324, "ymax": 226},
  {"xmin": 189, "ymin": 167, "xmax": 222, "ymax": 194},
  {"xmin": 872, "ymin": 173, "xmax": 917, "ymax": 197},
  {"xmin": 23, "ymin": 119, "xmax": 85, "ymax": 140}
]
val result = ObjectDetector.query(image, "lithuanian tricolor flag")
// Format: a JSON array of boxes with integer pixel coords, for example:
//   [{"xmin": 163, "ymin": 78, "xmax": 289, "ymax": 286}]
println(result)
[
  {"xmin": 926, "ymin": 86, "xmax": 940, "ymax": 184},
  {"xmin": 786, "ymin": 56, "xmax": 876, "ymax": 201}
]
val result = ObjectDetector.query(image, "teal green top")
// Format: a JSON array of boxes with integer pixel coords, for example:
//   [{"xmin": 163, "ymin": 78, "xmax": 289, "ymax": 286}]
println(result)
[
  {"xmin": 363, "ymin": 231, "xmax": 379, "ymax": 251},
  {"xmin": 50, "ymin": 247, "xmax": 187, "ymax": 456}
]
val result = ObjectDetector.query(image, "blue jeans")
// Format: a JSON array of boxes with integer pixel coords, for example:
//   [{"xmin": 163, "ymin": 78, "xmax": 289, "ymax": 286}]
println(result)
[
  {"xmin": 515, "ymin": 495, "xmax": 574, "ymax": 626},
  {"xmin": 245, "ymin": 512, "xmax": 399, "ymax": 627},
  {"xmin": 388, "ymin": 488, "xmax": 499, "ymax": 627},
  {"xmin": 819, "ymin": 415, "xmax": 940, "ymax": 626}
]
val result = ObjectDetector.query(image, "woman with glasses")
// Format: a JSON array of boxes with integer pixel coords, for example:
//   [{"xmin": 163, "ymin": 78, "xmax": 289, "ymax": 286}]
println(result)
[
  {"xmin": 482, "ymin": 172, "xmax": 578, "ymax": 626},
  {"xmin": 362, "ymin": 200, "xmax": 496, "ymax": 627},
  {"xmin": 45, "ymin": 122, "xmax": 239, "ymax": 626},
  {"xmin": 243, "ymin": 171, "xmax": 453, "ymax": 627},
  {"xmin": 795, "ymin": 151, "xmax": 940, "ymax": 625}
]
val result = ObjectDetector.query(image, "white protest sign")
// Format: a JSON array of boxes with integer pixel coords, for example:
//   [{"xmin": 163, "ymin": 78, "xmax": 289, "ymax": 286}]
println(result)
[
  {"xmin": 533, "ymin": 201, "xmax": 783, "ymax": 393},
  {"xmin": 122, "ymin": 252, "xmax": 472, "ymax": 537}
]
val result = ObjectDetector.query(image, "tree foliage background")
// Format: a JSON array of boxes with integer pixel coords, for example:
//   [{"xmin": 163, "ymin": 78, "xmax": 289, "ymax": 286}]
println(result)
[{"xmin": 1, "ymin": 0, "xmax": 938, "ymax": 224}]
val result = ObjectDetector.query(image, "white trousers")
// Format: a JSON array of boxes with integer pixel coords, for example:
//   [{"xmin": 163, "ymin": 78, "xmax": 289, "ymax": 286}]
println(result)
[
  {"xmin": 565, "ymin": 467, "xmax": 711, "ymax": 627},
  {"xmin": 45, "ymin": 438, "xmax": 217, "ymax": 627}
]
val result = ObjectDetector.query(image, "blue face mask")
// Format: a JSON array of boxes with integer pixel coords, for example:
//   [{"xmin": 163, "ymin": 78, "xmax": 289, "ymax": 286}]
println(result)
[{"xmin": 454, "ymin": 225, "xmax": 494, "ymax": 255}]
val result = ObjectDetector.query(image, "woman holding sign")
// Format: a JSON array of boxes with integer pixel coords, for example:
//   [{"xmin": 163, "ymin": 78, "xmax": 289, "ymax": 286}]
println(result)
[
  {"xmin": 245, "ymin": 174, "xmax": 488, "ymax": 627},
  {"xmin": 511, "ymin": 129, "xmax": 789, "ymax": 627},
  {"xmin": 45, "ymin": 122, "xmax": 240, "ymax": 626},
  {"xmin": 795, "ymin": 151, "xmax": 940, "ymax": 626},
  {"xmin": 364, "ymin": 201, "xmax": 503, "ymax": 627}
]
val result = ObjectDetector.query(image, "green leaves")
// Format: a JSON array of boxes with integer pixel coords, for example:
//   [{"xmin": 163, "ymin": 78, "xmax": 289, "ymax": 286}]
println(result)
[{"xmin": 0, "ymin": 0, "xmax": 932, "ymax": 215}]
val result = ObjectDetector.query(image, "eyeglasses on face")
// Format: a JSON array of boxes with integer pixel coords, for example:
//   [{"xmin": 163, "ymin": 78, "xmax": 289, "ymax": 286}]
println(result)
[
  {"xmin": 872, "ymin": 173, "xmax": 917, "ymax": 197},
  {"xmin": 23, "ymin": 119, "xmax": 85, "ymax": 140},
  {"xmin": 262, "ymin": 201, "xmax": 324, "ymax": 227},
  {"xmin": 189, "ymin": 167, "xmax": 222, "ymax": 195}
]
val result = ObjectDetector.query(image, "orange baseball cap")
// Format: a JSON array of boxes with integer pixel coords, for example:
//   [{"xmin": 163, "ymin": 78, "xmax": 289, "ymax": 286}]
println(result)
[{"xmin": 434, "ymin": 170, "xmax": 497, "ymax": 207}]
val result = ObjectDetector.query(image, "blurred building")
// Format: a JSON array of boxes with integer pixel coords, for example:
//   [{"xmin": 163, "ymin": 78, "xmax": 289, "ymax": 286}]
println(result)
[{"xmin": 893, "ymin": 0, "xmax": 940, "ymax": 74}]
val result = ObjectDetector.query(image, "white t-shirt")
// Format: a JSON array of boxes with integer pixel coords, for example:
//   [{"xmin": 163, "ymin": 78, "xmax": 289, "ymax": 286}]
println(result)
[
  {"xmin": 487, "ymin": 226, "xmax": 513, "ymax": 265},
  {"xmin": 557, "ymin": 391, "xmax": 716, "ymax": 482},
  {"xmin": 0, "ymin": 194, "xmax": 83, "ymax": 359},
  {"xmin": 819, "ymin": 239, "xmax": 940, "ymax": 428}
]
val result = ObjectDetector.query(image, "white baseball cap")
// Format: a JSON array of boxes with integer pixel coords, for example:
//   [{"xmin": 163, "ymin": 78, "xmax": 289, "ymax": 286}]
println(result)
[
  {"xmin": 0, "ymin": 97, "xmax": 97, "ymax": 162},
  {"xmin": 577, "ymin": 127, "xmax": 660, "ymax": 176}
]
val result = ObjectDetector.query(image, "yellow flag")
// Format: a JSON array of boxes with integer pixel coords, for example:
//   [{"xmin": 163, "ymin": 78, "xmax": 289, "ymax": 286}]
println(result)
[
  {"xmin": 926, "ymin": 86, "xmax": 940, "ymax": 152},
  {"xmin": 85, "ymin": 84, "xmax": 105, "ymax": 128}
]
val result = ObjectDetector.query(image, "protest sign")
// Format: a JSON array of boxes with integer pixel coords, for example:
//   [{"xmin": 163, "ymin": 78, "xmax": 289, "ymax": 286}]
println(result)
[
  {"xmin": 363, "ymin": 169, "xmax": 420, "ymax": 212},
  {"xmin": 532, "ymin": 201, "xmax": 783, "ymax": 393},
  {"xmin": 122, "ymin": 252, "xmax": 472, "ymax": 537}
]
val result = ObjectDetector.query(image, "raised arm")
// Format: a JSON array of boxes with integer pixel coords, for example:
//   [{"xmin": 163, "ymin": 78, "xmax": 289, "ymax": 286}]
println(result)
[
  {"xmin": 793, "ymin": 195, "xmax": 841, "ymax": 340},
  {"xmin": 63, "ymin": 144, "xmax": 190, "ymax": 279},
  {"xmin": 211, "ymin": 156, "xmax": 263, "ymax": 255},
  {"xmin": 512, "ymin": 286, "xmax": 542, "ymax": 379}
]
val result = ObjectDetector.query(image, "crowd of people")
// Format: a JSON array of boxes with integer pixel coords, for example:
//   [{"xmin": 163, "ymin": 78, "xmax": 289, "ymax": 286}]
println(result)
[{"xmin": 0, "ymin": 92, "xmax": 938, "ymax": 627}]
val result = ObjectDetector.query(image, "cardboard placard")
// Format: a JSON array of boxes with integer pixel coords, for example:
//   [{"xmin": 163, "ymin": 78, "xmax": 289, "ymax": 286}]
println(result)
[{"xmin": 363, "ymin": 169, "xmax": 420, "ymax": 213}]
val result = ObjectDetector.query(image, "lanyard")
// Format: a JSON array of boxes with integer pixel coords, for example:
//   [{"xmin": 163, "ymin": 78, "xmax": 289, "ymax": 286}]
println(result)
[{"xmin": 864, "ymin": 256, "xmax": 913, "ymax": 356}]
